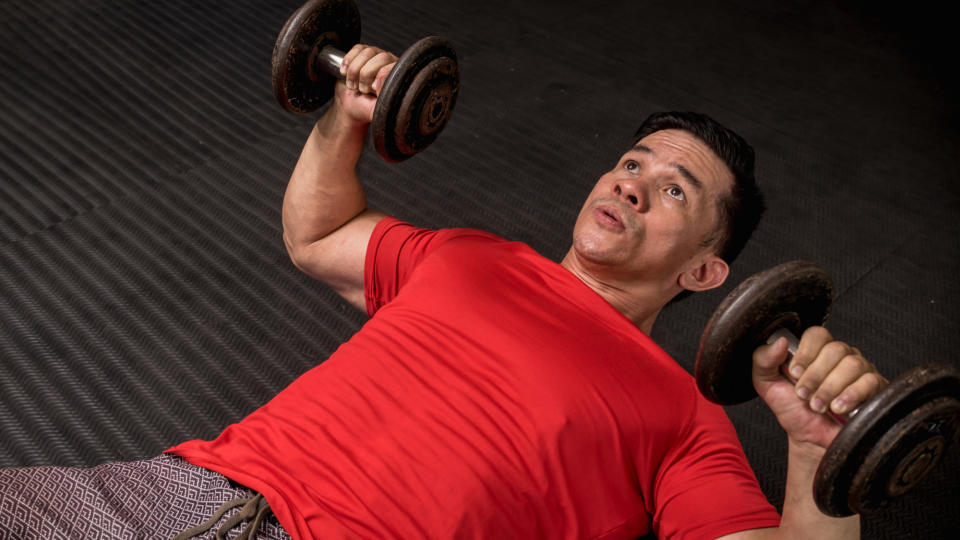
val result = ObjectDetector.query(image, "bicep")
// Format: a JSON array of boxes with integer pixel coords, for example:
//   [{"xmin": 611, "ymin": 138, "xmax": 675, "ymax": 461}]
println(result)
[{"xmin": 285, "ymin": 208, "xmax": 386, "ymax": 311}]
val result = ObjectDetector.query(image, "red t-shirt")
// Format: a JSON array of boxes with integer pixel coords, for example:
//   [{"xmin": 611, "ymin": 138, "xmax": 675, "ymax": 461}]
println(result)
[{"xmin": 168, "ymin": 218, "xmax": 780, "ymax": 539}]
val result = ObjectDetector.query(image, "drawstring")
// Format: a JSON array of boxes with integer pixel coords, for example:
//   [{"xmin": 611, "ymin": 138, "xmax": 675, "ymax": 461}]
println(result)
[{"xmin": 171, "ymin": 490, "xmax": 272, "ymax": 540}]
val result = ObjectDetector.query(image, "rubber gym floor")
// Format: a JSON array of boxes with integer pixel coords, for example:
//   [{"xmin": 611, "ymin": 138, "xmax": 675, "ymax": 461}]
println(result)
[{"xmin": 1, "ymin": 1, "xmax": 957, "ymax": 538}]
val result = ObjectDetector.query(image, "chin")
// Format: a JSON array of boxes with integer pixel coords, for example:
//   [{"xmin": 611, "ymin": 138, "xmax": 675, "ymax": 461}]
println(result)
[
  {"xmin": 572, "ymin": 238, "xmax": 628, "ymax": 268},
  {"xmin": 574, "ymin": 222, "xmax": 634, "ymax": 259}
]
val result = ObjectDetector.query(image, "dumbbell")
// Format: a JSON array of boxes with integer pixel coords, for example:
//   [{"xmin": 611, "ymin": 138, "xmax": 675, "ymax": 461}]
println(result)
[
  {"xmin": 695, "ymin": 260, "xmax": 960, "ymax": 516},
  {"xmin": 271, "ymin": 0, "xmax": 459, "ymax": 162}
]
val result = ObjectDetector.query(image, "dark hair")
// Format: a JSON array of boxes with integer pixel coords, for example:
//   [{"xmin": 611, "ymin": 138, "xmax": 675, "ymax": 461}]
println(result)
[{"xmin": 633, "ymin": 111, "xmax": 765, "ymax": 265}]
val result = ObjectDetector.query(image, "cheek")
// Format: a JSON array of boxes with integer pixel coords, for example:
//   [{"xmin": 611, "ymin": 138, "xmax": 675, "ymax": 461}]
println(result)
[{"xmin": 647, "ymin": 216, "xmax": 692, "ymax": 251}]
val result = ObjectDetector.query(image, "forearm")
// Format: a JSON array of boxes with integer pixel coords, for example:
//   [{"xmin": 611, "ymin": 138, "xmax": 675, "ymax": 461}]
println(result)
[
  {"xmin": 282, "ymin": 107, "xmax": 369, "ymax": 251},
  {"xmin": 775, "ymin": 440, "xmax": 858, "ymax": 540}
]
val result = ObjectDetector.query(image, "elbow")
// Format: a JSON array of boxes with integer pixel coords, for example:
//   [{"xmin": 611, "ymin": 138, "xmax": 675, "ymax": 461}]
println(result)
[
  {"xmin": 283, "ymin": 230, "xmax": 335, "ymax": 282},
  {"xmin": 283, "ymin": 230, "xmax": 310, "ymax": 274}
]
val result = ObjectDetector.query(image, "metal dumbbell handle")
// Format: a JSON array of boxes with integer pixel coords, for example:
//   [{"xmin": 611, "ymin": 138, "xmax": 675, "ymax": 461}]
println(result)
[
  {"xmin": 767, "ymin": 328, "xmax": 862, "ymax": 425},
  {"xmin": 315, "ymin": 45, "xmax": 348, "ymax": 80}
]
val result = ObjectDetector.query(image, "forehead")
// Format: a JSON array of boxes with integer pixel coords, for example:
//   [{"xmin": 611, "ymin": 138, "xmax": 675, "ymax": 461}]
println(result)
[{"xmin": 623, "ymin": 129, "xmax": 733, "ymax": 194}]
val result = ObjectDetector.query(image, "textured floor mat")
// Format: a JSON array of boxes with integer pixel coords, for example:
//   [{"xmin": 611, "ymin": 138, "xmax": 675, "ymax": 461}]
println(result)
[{"xmin": 1, "ymin": 0, "xmax": 957, "ymax": 538}]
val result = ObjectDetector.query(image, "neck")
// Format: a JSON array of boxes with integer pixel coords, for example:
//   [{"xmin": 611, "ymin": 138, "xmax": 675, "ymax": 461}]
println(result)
[{"xmin": 559, "ymin": 249, "xmax": 678, "ymax": 335}]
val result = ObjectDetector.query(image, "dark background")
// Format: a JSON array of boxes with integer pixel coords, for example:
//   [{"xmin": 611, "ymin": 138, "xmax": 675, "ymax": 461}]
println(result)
[{"xmin": 1, "ymin": 0, "xmax": 957, "ymax": 538}]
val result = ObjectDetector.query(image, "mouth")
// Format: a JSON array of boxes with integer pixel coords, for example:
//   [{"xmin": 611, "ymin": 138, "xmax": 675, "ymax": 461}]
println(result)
[{"xmin": 593, "ymin": 205, "xmax": 625, "ymax": 230}]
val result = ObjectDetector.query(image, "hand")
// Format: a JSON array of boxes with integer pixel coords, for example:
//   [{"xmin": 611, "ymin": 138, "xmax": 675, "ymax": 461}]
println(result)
[
  {"xmin": 331, "ymin": 44, "xmax": 398, "ymax": 125},
  {"xmin": 752, "ymin": 326, "xmax": 888, "ymax": 453}
]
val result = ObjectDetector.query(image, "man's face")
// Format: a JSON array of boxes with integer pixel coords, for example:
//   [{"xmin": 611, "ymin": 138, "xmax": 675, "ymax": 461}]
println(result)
[{"xmin": 569, "ymin": 129, "xmax": 733, "ymax": 286}]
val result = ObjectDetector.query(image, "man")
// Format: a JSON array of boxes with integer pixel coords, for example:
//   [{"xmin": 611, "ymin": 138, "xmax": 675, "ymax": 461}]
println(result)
[
  {"xmin": 0, "ymin": 45, "xmax": 885, "ymax": 539},
  {"xmin": 184, "ymin": 44, "xmax": 878, "ymax": 538}
]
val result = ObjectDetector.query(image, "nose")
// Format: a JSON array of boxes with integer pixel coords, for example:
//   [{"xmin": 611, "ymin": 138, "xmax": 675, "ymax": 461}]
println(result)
[{"xmin": 614, "ymin": 179, "xmax": 649, "ymax": 212}]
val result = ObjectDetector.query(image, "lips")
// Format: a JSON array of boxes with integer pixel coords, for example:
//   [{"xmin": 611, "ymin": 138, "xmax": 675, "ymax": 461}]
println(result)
[{"xmin": 594, "ymin": 205, "xmax": 625, "ymax": 230}]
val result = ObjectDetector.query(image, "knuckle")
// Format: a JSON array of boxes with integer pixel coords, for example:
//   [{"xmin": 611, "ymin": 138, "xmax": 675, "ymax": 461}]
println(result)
[
  {"xmin": 822, "ymin": 340, "xmax": 850, "ymax": 358},
  {"xmin": 797, "ymin": 367, "xmax": 824, "ymax": 389},
  {"xmin": 358, "ymin": 63, "xmax": 375, "ymax": 79},
  {"xmin": 802, "ymin": 325, "xmax": 832, "ymax": 342},
  {"xmin": 355, "ymin": 48, "xmax": 374, "ymax": 62},
  {"xmin": 347, "ymin": 61, "xmax": 362, "ymax": 78},
  {"xmin": 345, "ymin": 44, "xmax": 364, "ymax": 60},
  {"xmin": 839, "ymin": 353, "xmax": 865, "ymax": 372}
]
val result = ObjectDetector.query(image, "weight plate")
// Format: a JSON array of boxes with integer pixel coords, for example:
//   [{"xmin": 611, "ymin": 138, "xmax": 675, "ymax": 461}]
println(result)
[
  {"xmin": 371, "ymin": 36, "xmax": 459, "ymax": 162},
  {"xmin": 695, "ymin": 260, "xmax": 833, "ymax": 405},
  {"xmin": 271, "ymin": 0, "xmax": 361, "ymax": 114},
  {"xmin": 814, "ymin": 363, "xmax": 960, "ymax": 516}
]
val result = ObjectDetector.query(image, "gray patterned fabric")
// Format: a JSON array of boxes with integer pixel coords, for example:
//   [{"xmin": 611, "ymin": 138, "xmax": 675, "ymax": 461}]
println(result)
[{"xmin": 0, "ymin": 454, "xmax": 290, "ymax": 540}]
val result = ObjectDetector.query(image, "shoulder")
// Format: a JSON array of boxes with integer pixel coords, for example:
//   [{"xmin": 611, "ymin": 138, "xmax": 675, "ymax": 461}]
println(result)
[{"xmin": 372, "ymin": 217, "xmax": 508, "ymax": 252}]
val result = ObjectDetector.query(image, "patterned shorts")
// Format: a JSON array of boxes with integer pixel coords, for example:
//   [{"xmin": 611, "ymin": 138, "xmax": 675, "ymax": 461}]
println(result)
[{"xmin": 0, "ymin": 454, "xmax": 291, "ymax": 540}]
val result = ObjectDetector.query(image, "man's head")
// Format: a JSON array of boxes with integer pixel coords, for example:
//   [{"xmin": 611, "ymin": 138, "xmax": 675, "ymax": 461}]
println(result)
[
  {"xmin": 561, "ymin": 111, "xmax": 763, "ymax": 329},
  {"xmin": 632, "ymin": 111, "xmax": 764, "ymax": 266}
]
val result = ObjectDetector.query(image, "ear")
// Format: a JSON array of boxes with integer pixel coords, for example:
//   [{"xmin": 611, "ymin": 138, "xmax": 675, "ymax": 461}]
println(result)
[{"xmin": 678, "ymin": 254, "xmax": 729, "ymax": 292}]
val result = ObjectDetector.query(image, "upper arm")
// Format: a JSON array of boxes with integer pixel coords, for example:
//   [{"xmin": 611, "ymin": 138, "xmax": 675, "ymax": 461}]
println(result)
[
  {"xmin": 284, "ymin": 208, "xmax": 387, "ymax": 311},
  {"xmin": 651, "ymin": 396, "xmax": 781, "ymax": 538}
]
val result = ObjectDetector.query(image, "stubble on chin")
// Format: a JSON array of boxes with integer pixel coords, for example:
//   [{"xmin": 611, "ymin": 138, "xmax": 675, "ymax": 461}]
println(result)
[{"xmin": 571, "ymin": 224, "xmax": 633, "ymax": 269}]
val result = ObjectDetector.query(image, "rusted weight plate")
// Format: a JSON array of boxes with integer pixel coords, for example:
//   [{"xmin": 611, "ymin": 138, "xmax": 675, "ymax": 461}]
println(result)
[
  {"xmin": 815, "ymin": 363, "xmax": 960, "ymax": 516},
  {"xmin": 371, "ymin": 36, "xmax": 459, "ymax": 162},
  {"xmin": 272, "ymin": 0, "xmax": 361, "ymax": 114},
  {"xmin": 695, "ymin": 260, "xmax": 833, "ymax": 405}
]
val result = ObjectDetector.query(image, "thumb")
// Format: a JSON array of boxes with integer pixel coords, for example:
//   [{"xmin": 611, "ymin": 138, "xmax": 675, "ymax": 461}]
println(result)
[{"xmin": 752, "ymin": 336, "xmax": 789, "ymax": 387}]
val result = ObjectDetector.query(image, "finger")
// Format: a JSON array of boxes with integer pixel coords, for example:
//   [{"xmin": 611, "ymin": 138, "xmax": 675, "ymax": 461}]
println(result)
[
  {"xmin": 788, "ymin": 326, "xmax": 833, "ymax": 380},
  {"xmin": 344, "ymin": 47, "xmax": 380, "ymax": 90},
  {"xmin": 831, "ymin": 371, "xmax": 888, "ymax": 415},
  {"xmin": 358, "ymin": 51, "xmax": 397, "ymax": 94},
  {"xmin": 809, "ymin": 353, "xmax": 869, "ymax": 414},
  {"xmin": 795, "ymin": 340, "xmax": 852, "ymax": 403},
  {"xmin": 372, "ymin": 62, "xmax": 396, "ymax": 94},
  {"xmin": 752, "ymin": 336, "xmax": 790, "ymax": 384},
  {"xmin": 340, "ymin": 43, "xmax": 367, "ymax": 76}
]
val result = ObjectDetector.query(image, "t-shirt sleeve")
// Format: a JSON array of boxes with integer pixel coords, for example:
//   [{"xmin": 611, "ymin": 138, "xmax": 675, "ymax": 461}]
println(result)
[
  {"xmin": 363, "ymin": 217, "xmax": 438, "ymax": 316},
  {"xmin": 365, "ymin": 216, "xmax": 488, "ymax": 316},
  {"xmin": 651, "ymin": 395, "xmax": 782, "ymax": 539}
]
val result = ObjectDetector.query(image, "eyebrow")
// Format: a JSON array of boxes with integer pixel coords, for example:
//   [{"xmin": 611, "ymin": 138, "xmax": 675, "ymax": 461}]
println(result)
[{"xmin": 629, "ymin": 143, "xmax": 704, "ymax": 191}]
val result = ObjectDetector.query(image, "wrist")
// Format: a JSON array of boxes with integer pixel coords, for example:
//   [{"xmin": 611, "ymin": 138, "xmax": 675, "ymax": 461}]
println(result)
[
  {"xmin": 317, "ymin": 102, "xmax": 369, "ymax": 140},
  {"xmin": 787, "ymin": 436, "xmax": 827, "ymax": 468},
  {"xmin": 309, "ymin": 108, "xmax": 369, "ymax": 168}
]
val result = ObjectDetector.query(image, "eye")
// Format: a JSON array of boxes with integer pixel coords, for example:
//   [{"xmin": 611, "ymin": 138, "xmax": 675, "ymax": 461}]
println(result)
[
  {"xmin": 666, "ymin": 185, "xmax": 686, "ymax": 201},
  {"xmin": 624, "ymin": 159, "xmax": 639, "ymax": 172}
]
